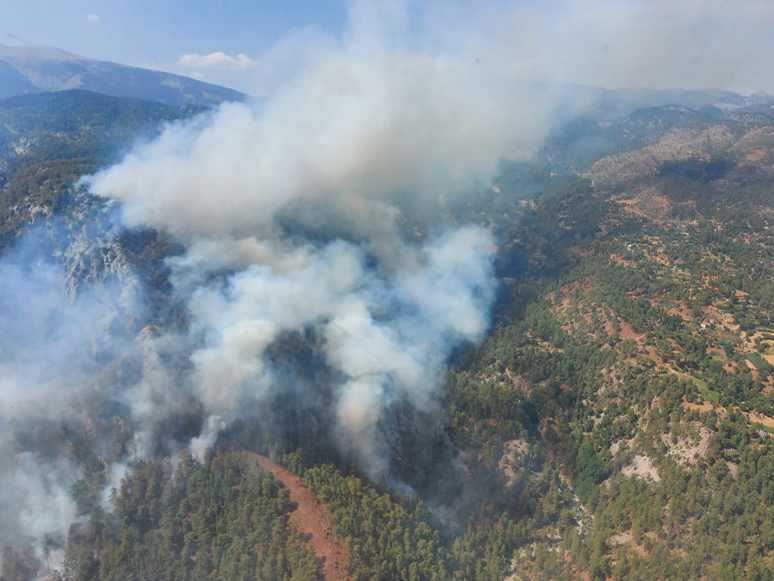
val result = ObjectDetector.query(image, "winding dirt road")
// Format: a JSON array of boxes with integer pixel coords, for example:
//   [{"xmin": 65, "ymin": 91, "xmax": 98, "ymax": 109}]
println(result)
[{"xmin": 247, "ymin": 453, "xmax": 348, "ymax": 581}]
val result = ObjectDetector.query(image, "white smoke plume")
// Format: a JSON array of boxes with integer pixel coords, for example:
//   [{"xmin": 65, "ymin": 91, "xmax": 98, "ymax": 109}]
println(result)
[
  {"xmin": 0, "ymin": 220, "xmax": 201, "ymax": 557},
  {"xmin": 84, "ymin": 0, "xmax": 511, "ymax": 477},
  {"xmin": 0, "ymin": 454, "xmax": 79, "ymax": 557},
  {"xmin": 190, "ymin": 415, "xmax": 226, "ymax": 462}
]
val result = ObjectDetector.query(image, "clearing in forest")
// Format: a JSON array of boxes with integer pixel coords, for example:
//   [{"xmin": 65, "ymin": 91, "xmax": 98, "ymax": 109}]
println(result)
[{"xmin": 247, "ymin": 453, "xmax": 349, "ymax": 581}]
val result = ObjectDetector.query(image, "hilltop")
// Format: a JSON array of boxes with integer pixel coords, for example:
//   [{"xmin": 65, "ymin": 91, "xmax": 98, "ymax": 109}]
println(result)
[{"xmin": 0, "ymin": 43, "xmax": 245, "ymax": 105}]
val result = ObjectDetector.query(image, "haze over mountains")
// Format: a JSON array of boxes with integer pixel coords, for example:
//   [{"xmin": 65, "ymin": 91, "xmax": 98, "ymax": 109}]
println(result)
[
  {"xmin": 4, "ymin": 41, "xmax": 774, "ymax": 120},
  {"xmin": 0, "ymin": 43, "xmax": 245, "ymax": 106}
]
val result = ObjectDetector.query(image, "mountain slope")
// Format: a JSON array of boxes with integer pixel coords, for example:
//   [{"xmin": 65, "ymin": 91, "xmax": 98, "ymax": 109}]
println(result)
[
  {"xmin": 8, "ymin": 87, "xmax": 774, "ymax": 581},
  {"xmin": 0, "ymin": 90, "xmax": 205, "ymax": 248},
  {"xmin": 0, "ymin": 43, "xmax": 245, "ymax": 105}
]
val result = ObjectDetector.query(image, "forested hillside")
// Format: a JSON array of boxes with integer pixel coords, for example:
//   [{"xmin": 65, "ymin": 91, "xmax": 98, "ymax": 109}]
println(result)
[
  {"xmin": 0, "ymin": 90, "xmax": 202, "ymax": 247},
  {"xmin": 52, "ymin": 453, "xmax": 319, "ymax": 581},
  {"xmin": 7, "ymin": 90, "xmax": 774, "ymax": 581},
  {"xmin": 440, "ymin": 104, "xmax": 774, "ymax": 579}
]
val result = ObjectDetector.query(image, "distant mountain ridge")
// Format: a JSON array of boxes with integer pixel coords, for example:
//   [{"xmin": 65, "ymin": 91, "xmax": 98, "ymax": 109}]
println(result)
[
  {"xmin": 0, "ymin": 43, "xmax": 246, "ymax": 106},
  {"xmin": 574, "ymin": 84, "xmax": 774, "ymax": 117}
]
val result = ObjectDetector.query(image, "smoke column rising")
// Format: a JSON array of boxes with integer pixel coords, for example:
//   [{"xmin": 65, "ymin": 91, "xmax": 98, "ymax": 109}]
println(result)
[{"xmin": 86, "ymin": 1, "xmax": 513, "ymax": 477}]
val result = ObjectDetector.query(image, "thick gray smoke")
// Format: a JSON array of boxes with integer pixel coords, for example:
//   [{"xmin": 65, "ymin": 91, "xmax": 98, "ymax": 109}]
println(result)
[{"xmin": 172, "ymin": 227, "xmax": 495, "ymax": 477}]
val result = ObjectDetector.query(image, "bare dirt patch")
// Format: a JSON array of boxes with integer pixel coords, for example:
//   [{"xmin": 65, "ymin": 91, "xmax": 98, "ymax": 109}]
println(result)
[
  {"xmin": 499, "ymin": 439, "xmax": 530, "ymax": 488},
  {"xmin": 645, "ymin": 345, "xmax": 667, "ymax": 367},
  {"xmin": 619, "ymin": 320, "xmax": 642, "ymax": 342},
  {"xmin": 660, "ymin": 422, "xmax": 711, "ymax": 465},
  {"xmin": 747, "ymin": 411, "xmax": 774, "ymax": 430},
  {"xmin": 610, "ymin": 253, "xmax": 635, "ymax": 267},
  {"xmin": 620, "ymin": 192, "xmax": 672, "ymax": 222},
  {"xmin": 569, "ymin": 246, "xmax": 595, "ymax": 258},
  {"xmin": 682, "ymin": 397, "xmax": 714, "ymax": 414},
  {"xmin": 667, "ymin": 301, "xmax": 694, "ymax": 322},
  {"xmin": 744, "ymin": 149, "xmax": 768, "ymax": 163},
  {"xmin": 706, "ymin": 306, "xmax": 738, "ymax": 332},
  {"xmin": 622, "ymin": 454, "xmax": 661, "ymax": 482},
  {"xmin": 249, "ymin": 453, "xmax": 348, "ymax": 581}
]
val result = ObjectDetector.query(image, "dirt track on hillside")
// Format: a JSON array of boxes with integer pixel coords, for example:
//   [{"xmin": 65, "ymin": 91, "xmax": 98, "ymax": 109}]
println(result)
[{"xmin": 247, "ymin": 453, "xmax": 348, "ymax": 581}]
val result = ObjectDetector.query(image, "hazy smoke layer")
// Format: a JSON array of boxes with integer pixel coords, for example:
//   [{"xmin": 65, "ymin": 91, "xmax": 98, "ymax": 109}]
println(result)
[{"xmin": 0, "ymin": 226, "xmax": 131, "ymax": 553}]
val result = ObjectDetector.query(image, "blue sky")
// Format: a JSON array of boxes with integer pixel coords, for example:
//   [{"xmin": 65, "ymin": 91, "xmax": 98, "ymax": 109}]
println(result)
[{"xmin": 1, "ymin": 0, "xmax": 348, "ymax": 91}]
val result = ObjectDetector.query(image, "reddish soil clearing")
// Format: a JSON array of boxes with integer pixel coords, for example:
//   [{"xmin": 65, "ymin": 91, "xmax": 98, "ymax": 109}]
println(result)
[
  {"xmin": 645, "ymin": 345, "xmax": 667, "ymax": 367},
  {"xmin": 682, "ymin": 398, "xmax": 714, "ymax": 413},
  {"xmin": 667, "ymin": 301, "xmax": 693, "ymax": 322},
  {"xmin": 618, "ymin": 320, "xmax": 641, "ymax": 341},
  {"xmin": 248, "ymin": 453, "xmax": 348, "ymax": 581},
  {"xmin": 748, "ymin": 411, "xmax": 774, "ymax": 430},
  {"xmin": 680, "ymin": 399, "xmax": 774, "ymax": 432}
]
